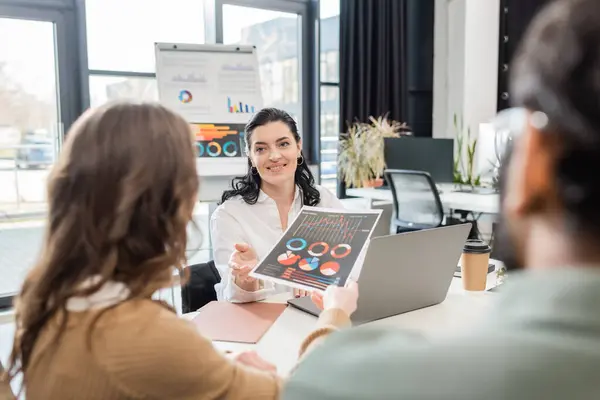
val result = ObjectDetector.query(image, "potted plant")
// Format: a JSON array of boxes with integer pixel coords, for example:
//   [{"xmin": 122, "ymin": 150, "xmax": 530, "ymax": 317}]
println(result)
[
  {"xmin": 453, "ymin": 113, "xmax": 481, "ymax": 191},
  {"xmin": 338, "ymin": 115, "xmax": 411, "ymax": 188}
]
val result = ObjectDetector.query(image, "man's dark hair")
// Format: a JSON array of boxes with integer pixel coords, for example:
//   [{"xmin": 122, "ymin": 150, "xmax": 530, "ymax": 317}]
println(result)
[{"xmin": 510, "ymin": 0, "xmax": 600, "ymax": 235}]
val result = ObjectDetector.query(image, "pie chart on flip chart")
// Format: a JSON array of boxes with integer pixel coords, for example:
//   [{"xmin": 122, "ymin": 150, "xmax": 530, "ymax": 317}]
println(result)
[
  {"xmin": 319, "ymin": 261, "xmax": 340, "ymax": 276},
  {"xmin": 298, "ymin": 257, "xmax": 320, "ymax": 271},
  {"xmin": 277, "ymin": 251, "xmax": 301, "ymax": 266}
]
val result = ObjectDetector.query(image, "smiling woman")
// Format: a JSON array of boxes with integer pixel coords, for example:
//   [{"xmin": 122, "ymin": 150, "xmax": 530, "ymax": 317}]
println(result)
[
  {"xmin": 221, "ymin": 108, "xmax": 317, "ymax": 206},
  {"xmin": 211, "ymin": 108, "xmax": 344, "ymax": 303}
]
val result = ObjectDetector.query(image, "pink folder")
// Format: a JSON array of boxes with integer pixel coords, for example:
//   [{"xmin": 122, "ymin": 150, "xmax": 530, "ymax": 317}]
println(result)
[{"xmin": 191, "ymin": 301, "xmax": 288, "ymax": 344}]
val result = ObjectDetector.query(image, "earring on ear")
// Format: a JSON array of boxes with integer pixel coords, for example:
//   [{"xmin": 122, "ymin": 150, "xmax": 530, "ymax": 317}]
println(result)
[{"xmin": 297, "ymin": 155, "xmax": 304, "ymax": 165}]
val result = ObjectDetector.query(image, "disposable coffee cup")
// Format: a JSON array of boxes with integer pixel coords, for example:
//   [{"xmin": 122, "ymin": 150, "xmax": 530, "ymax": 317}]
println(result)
[{"xmin": 460, "ymin": 239, "xmax": 491, "ymax": 291}]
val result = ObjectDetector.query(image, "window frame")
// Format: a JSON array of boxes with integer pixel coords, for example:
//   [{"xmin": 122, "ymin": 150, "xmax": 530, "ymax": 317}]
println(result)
[{"xmin": 318, "ymin": 2, "xmax": 340, "ymax": 190}]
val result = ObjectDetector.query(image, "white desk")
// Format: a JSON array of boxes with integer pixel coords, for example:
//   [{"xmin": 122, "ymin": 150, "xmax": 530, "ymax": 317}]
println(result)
[
  {"xmin": 0, "ymin": 271, "xmax": 500, "ymax": 382},
  {"xmin": 347, "ymin": 183, "xmax": 499, "ymax": 215},
  {"xmin": 186, "ymin": 269, "xmax": 501, "ymax": 375}
]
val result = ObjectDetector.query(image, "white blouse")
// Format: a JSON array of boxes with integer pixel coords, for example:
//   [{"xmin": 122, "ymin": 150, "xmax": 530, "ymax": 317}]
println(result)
[{"xmin": 210, "ymin": 185, "xmax": 344, "ymax": 303}]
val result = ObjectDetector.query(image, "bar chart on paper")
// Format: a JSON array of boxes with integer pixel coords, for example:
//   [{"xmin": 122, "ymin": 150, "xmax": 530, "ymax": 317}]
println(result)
[
  {"xmin": 251, "ymin": 207, "xmax": 381, "ymax": 291},
  {"xmin": 292, "ymin": 213, "xmax": 366, "ymax": 245}
]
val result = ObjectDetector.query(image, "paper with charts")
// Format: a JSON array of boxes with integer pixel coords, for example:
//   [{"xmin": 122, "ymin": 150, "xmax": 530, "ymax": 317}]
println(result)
[{"xmin": 250, "ymin": 206, "xmax": 382, "ymax": 292}]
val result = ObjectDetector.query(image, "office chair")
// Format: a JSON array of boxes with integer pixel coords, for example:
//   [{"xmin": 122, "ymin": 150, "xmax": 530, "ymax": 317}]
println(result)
[
  {"xmin": 384, "ymin": 169, "xmax": 446, "ymax": 233},
  {"xmin": 370, "ymin": 200, "xmax": 394, "ymax": 236},
  {"xmin": 180, "ymin": 260, "xmax": 221, "ymax": 314},
  {"xmin": 383, "ymin": 169, "xmax": 480, "ymax": 239}
]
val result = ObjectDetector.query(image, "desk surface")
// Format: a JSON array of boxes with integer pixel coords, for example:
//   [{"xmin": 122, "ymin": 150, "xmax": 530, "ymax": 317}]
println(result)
[
  {"xmin": 0, "ymin": 268, "xmax": 501, "ymax": 384},
  {"xmin": 347, "ymin": 184, "xmax": 499, "ymax": 215},
  {"xmin": 186, "ymin": 268, "xmax": 501, "ymax": 375}
]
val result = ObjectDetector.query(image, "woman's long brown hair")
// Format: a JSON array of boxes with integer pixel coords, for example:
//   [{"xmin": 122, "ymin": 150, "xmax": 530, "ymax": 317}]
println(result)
[{"xmin": 3, "ymin": 101, "xmax": 199, "ymax": 388}]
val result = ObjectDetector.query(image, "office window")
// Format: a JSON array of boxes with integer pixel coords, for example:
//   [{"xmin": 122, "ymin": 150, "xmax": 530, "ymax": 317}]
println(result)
[
  {"xmin": 85, "ymin": 0, "xmax": 205, "ymax": 108},
  {"xmin": 320, "ymin": 86, "xmax": 339, "ymax": 192},
  {"xmin": 223, "ymin": 5, "xmax": 302, "ymax": 132},
  {"xmin": 320, "ymin": 50, "xmax": 339, "ymax": 84},
  {"xmin": 259, "ymin": 62, "xmax": 274, "ymax": 105},
  {"xmin": 319, "ymin": 0, "xmax": 340, "ymax": 191},
  {"xmin": 282, "ymin": 59, "xmax": 299, "ymax": 104},
  {"xmin": 89, "ymin": 76, "xmax": 158, "ymax": 108},
  {"xmin": 85, "ymin": 0, "xmax": 205, "ymax": 73},
  {"xmin": 0, "ymin": 16, "xmax": 61, "ymax": 300},
  {"xmin": 270, "ymin": 61, "xmax": 285, "ymax": 104},
  {"xmin": 0, "ymin": 17, "xmax": 59, "ymax": 213}
]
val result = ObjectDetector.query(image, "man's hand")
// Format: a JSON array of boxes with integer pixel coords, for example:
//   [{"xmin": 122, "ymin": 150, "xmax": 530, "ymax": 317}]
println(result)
[
  {"xmin": 293, "ymin": 288, "xmax": 309, "ymax": 298},
  {"xmin": 310, "ymin": 280, "xmax": 359, "ymax": 317}
]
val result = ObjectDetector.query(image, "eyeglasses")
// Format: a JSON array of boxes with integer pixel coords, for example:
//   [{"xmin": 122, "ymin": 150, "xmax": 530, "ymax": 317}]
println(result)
[
  {"xmin": 491, "ymin": 107, "xmax": 549, "ymax": 138},
  {"xmin": 489, "ymin": 107, "xmax": 550, "ymax": 162}
]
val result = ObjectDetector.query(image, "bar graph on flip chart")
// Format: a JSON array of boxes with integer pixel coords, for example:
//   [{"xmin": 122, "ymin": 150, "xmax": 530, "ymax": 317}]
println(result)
[
  {"xmin": 251, "ymin": 207, "xmax": 382, "ymax": 292},
  {"xmin": 227, "ymin": 97, "xmax": 255, "ymax": 114}
]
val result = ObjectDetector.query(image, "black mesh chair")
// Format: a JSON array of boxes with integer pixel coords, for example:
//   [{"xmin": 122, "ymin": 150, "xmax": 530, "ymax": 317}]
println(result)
[
  {"xmin": 384, "ymin": 169, "xmax": 446, "ymax": 233},
  {"xmin": 180, "ymin": 260, "xmax": 221, "ymax": 314},
  {"xmin": 384, "ymin": 169, "xmax": 480, "ymax": 238}
]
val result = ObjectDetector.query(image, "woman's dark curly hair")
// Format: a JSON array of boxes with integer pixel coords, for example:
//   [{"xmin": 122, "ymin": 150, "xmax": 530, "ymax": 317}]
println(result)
[{"xmin": 220, "ymin": 108, "xmax": 321, "ymax": 206}]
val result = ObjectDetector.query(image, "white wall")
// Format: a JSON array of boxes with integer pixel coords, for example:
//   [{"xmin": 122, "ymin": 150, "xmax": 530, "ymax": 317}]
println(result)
[
  {"xmin": 463, "ymin": 0, "xmax": 500, "ymax": 135},
  {"xmin": 433, "ymin": 0, "xmax": 500, "ymax": 140}
]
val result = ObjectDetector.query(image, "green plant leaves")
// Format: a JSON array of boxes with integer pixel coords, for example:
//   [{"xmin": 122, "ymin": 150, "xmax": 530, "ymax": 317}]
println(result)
[
  {"xmin": 338, "ymin": 115, "xmax": 411, "ymax": 188},
  {"xmin": 453, "ymin": 113, "xmax": 481, "ymax": 186}
]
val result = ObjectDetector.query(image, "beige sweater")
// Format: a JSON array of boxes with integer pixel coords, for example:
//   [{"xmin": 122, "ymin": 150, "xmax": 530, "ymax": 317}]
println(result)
[{"xmin": 24, "ymin": 299, "xmax": 349, "ymax": 399}]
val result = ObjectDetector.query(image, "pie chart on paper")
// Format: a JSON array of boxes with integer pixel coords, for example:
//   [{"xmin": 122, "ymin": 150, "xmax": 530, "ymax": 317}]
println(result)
[
  {"xmin": 298, "ymin": 257, "xmax": 320, "ymax": 271},
  {"xmin": 277, "ymin": 251, "xmax": 301, "ymax": 266},
  {"xmin": 320, "ymin": 261, "xmax": 340, "ymax": 276}
]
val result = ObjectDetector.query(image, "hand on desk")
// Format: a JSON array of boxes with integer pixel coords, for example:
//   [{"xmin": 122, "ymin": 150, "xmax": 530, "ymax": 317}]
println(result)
[
  {"xmin": 293, "ymin": 289, "xmax": 309, "ymax": 298},
  {"xmin": 311, "ymin": 280, "xmax": 359, "ymax": 317},
  {"xmin": 233, "ymin": 350, "xmax": 277, "ymax": 373},
  {"xmin": 229, "ymin": 243, "xmax": 260, "ymax": 292}
]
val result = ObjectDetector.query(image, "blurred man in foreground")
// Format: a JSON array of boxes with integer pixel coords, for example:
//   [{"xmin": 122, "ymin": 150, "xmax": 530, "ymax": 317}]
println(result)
[{"xmin": 284, "ymin": 0, "xmax": 600, "ymax": 398}]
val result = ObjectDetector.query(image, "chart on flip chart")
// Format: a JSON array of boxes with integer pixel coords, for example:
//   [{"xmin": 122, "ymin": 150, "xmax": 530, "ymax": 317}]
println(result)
[
  {"xmin": 191, "ymin": 123, "xmax": 247, "ymax": 159},
  {"xmin": 154, "ymin": 43, "xmax": 262, "ymax": 176},
  {"xmin": 251, "ymin": 206, "xmax": 382, "ymax": 292}
]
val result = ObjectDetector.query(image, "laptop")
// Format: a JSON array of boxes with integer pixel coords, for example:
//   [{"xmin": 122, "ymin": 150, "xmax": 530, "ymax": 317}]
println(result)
[{"xmin": 287, "ymin": 223, "xmax": 472, "ymax": 325}]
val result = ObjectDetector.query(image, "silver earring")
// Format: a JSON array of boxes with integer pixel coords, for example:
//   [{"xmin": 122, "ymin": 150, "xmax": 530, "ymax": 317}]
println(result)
[{"xmin": 297, "ymin": 155, "xmax": 304, "ymax": 166}]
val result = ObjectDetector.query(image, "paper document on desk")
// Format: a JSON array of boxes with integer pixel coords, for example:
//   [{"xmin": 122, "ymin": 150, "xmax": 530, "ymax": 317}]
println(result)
[{"xmin": 250, "ymin": 206, "xmax": 382, "ymax": 292}]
